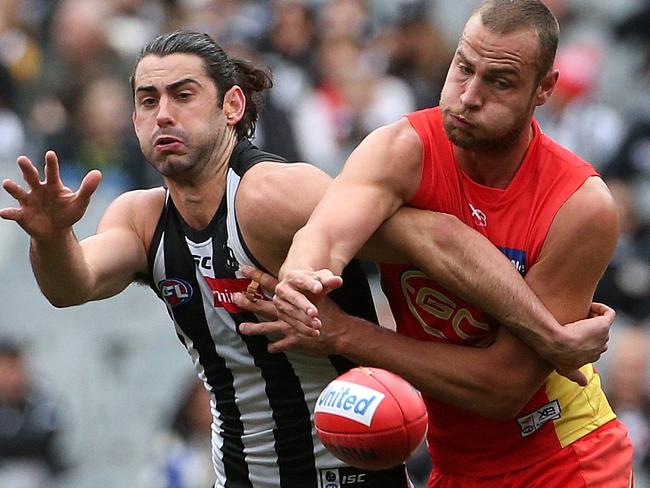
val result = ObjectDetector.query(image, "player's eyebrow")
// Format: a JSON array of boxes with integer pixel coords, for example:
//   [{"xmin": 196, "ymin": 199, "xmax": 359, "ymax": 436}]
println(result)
[
  {"xmin": 135, "ymin": 78, "xmax": 203, "ymax": 95},
  {"xmin": 456, "ymin": 48, "xmax": 472, "ymax": 66},
  {"xmin": 457, "ymin": 48, "xmax": 520, "ymax": 77}
]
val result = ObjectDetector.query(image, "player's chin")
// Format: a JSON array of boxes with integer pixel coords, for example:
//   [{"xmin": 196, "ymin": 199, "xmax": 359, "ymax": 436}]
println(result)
[
  {"xmin": 153, "ymin": 156, "xmax": 193, "ymax": 177},
  {"xmin": 446, "ymin": 130, "xmax": 476, "ymax": 150}
]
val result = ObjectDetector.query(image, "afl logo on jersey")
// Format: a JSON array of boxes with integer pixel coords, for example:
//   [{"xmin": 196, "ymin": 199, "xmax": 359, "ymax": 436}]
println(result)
[{"xmin": 159, "ymin": 278, "xmax": 193, "ymax": 307}]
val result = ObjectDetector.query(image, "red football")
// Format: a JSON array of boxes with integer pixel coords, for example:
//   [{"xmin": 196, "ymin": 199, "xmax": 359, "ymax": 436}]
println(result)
[{"xmin": 314, "ymin": 366, "xmax": 428, "ymax": 470}]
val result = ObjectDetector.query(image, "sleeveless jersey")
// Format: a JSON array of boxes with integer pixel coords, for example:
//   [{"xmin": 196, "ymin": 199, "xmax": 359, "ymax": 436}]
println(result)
[
  {"xmin": 146, "ymin": 140, "xmax": 402, "ymax": 487},
  {"xmin": 380, "ymin": 107, "xmax": 616, "ymax": 477}
]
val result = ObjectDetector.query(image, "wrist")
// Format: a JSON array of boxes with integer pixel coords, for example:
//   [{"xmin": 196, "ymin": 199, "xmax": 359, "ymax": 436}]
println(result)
[
  {"xmin": 30, "ymin": 226, "xmax": 75, "ymax": 245},
  {"xmin": 537, "ymin": 321, "xmax": 569, "ymax": 359},
  {"xmin": 322, "ymin": 303, "xmax": 356, "ymax": 357}
]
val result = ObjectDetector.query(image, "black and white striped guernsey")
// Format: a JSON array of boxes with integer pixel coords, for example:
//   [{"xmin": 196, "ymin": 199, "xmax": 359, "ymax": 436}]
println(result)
[{"xmin": 145, "ymin": 140, "xmax": 408, "ymax": 487}]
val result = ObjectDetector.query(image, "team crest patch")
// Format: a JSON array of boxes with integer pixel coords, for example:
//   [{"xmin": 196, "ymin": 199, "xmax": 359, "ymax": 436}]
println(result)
[{"xmin": 158, "ymin": 278, "xmax": 193, "ymax": 307}]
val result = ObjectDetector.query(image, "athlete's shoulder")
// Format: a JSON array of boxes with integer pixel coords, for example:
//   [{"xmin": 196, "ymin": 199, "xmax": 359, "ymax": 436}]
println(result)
[
  {"xmin": 542, "ymin": 175, "xmax": 619, "ymax": 269},
  {"xmin": 373, "ymin": 116, "xmax": 422, "ymax": 147},
  {"xmin": 567, "ymin": 176, "xmax": 618, "ymax": 227},
  {"xmin": 361, "ymin": 117, "xmax": 423, "ymax": 171},
  {"xmin": 98, "ymin": 187, "xmax": 166, "ymax": 251},
  {"xmin": 102, "ymin": 187, "xmax": 165, "ymax": 221},
  {"xmin": 239, "ymin": 161, "xmax": 330, "ymax": 209}
]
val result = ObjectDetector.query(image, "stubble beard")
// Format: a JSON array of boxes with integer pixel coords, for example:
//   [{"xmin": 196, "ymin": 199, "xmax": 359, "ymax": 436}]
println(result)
[
  {"xmin": 442, "ymin": 109, "xmax": 530, "ymax": 153},
  {"xmin": 145, "ymin": 135, "xmax": 217, "ymax": 179}
]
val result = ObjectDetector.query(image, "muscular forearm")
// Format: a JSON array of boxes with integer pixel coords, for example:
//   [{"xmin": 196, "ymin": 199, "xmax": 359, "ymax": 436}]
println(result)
[
  {"xmin": 30, "ymin": 230, "xmax": 95, "ymax": 307},
  {"xmin": 330, "ymin": 312, "xmax": 546, "ymax": 418},
  {"xmin": 279, "ymin": 175, "xmax": 402, "ymax": 280},
  {"xmin": 366, "ymin": 209, "xmax": 563, "ymax": 354},
  {"xmin": 280, "ymin": 224, "xmax": 350, "ymax": 279}
]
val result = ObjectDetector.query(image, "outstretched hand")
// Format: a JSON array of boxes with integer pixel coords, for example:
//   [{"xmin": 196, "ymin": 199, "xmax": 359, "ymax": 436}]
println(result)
[
  {"xmin": 272, "ymin": 268, "xmax": 343, "ymax": 336},
  {"xmin": 0, "ymin": 151, "xmax": 102, "ymax": 239},
  {"xmin": 544, "ymin": 302, "xmax": 615, "ymax": 386}
]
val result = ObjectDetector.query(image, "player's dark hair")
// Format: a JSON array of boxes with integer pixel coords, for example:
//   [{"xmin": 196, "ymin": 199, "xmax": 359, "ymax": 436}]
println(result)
[
  {"xmin": 130, "ymin": 30, "xmax": 272, "ymax": 140},
  {"xmin": 474, "ymin": 0, "xmax": 559, "ymax": 81}
]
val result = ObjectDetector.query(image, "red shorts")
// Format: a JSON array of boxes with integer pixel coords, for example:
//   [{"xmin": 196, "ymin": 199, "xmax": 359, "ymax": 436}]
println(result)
[{"xmin": 427, "ymin": 420, "xmax": 634, "ymax": 488}]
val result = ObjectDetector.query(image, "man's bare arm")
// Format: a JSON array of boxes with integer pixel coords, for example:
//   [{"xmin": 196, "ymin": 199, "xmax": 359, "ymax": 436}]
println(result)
[
  {"xmin": 336, "ymin": 177, "xmax": 620, "ymax": 402},
  {"xmin": 271, "ymin": 112, "xmax": 615, "ymax": 377},
  {"xmin": 0, "ymin": 151, "xmax": 153, "ymax": 307},
  {"xmin": 362, "ymin": 207, "xmax": 611, "ymax": 379},
  {"xmin": 238, "ymin": 177, "xmax": 619, "ymax": 415},
  {"xmin": 278, "ymin": 119, "xmax": 421, "ymax": 276}
]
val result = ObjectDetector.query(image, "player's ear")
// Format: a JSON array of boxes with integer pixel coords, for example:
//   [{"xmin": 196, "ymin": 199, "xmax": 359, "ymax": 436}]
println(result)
[
  {"xmin": 132, "ymin": 111, "xmax": 138, "ymax": 135},
  {"xmin": 534, "ymin": 69, "xmax": 559, "ymax": 107},
  {"xmin": 223, "ymin": 86, "xmax": 246, "ymax": 125}
]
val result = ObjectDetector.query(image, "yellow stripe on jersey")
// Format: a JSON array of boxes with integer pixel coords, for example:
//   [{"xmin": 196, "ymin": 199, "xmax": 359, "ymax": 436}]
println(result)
[{"xmin": 545, "ymin": 364, "xmax": 617, "ymax": 447}]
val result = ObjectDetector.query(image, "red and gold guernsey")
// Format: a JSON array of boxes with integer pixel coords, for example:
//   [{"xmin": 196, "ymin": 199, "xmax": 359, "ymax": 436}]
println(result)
[{"xmin": 380, "ymin": 107, "xmax": 616, "ymax": 477}]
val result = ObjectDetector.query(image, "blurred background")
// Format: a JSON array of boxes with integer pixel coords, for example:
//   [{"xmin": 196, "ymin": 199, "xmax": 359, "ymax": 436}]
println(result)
[{"xmin": 0, "ymin": 0, "xmax": 649, "ymax": 486}]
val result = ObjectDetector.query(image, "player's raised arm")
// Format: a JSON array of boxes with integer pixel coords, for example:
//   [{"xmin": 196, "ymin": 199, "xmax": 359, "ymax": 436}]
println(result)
[
  {"xmin": 275, "ymin": 118, "xmax": 422, "ymax": 323},
  {"xmin": 0, "ymin": 151, "xmax": 152, "ymax": 307}
]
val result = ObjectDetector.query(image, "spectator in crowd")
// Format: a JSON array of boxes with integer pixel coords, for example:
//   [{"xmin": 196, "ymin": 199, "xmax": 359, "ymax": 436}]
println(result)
[
  {"xmin": 594, "ymin": 178, "xmax": 650, "ymax": 322},
  {"xmin": 601, "ymin": 324, "xmax": 650, "ymax": 485},
  {"xmin": 536, "ymin": 41, "xmax": 627, "ymax": 171},
  {"xmin": 0, "ymin": 64, "xmax": 25, "ymax": 162},
  {"xmin": 138, "ymin": 379, "xmax": 214, "ymax": 488},
  {"xmin": 73, "ymin": 76, "xmax": 156, "ymax": 190},
  {"xmin": 0, "ymin": 337, "xmax": 68, "ymax": 487},
  {"xmin": 293, "ymin": 35, "xmax": 416, "ymax": 175},
  {"xmin": 0, "ymin": 0, "xmax": 43, "ymax": 114},
  {"xmin": 607, "ymin": 1, "xmax": 650, "ymax": 218},
  {"xmin": 383, "ymin": 1, "xmax": 453, "ymax": 109},
  {"xmin": 257, "ymin": 0, "xmax": 317, "ymax": 116},
  {"xmin": 28, "ymin": 0, "xmax": 130, "ymax": 178}
]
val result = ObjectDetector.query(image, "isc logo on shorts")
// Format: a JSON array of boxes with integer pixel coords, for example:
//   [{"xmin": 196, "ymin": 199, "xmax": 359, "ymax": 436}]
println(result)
[
  {"xmin": 319, "ymin": 468, "xmax": 368, "ymax": 487},
  {"xmin": 315, "ymin": 380, "xmax": 385, "ymax": 426}
]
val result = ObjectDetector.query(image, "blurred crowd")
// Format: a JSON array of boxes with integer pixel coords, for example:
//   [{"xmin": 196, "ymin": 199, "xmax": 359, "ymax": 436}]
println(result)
[{"xmin": 1, "ymin": 0, "xmax": 650, "ymax": 486}]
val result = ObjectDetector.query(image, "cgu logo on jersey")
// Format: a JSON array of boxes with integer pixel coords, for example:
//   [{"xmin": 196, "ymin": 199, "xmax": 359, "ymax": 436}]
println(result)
[
  {"xmin": 401, "ymin": 270, "xmax": 495, "ymax": 345},
  {"xmin": 159, "ymin": 278, "xmax": 193, "ymax": 307},
  {"xmin": 203, "ymin": 277, "xmax": 266, "ymax": 313},
  {"xmin": 497, "ymin": 246, "xmax": 527, "ymax": 276},
  {"xmin": 315, "ymin": 380, "xmax": 385, "ymax": 426}
]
